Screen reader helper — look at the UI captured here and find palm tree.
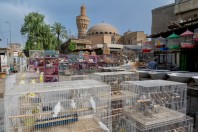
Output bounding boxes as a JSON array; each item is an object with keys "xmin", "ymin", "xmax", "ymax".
[{"xmin": 51, "ymin": 22, "xmax": 67, "ymax": 49}]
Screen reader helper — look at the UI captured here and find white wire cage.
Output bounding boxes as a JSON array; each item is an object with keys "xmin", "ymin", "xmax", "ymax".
[
  {"xmin": 90, "ymin": 71, "xmax": 139, "ymax": 91},
  {"xmin": 4, "ymin": 80, "xmax": 112, "ymax": 132},
  {"xmin": 110, "ymin": 80, "xmax": 193, "ymax": 132},
  {"xmin": 29, "ymin": 50, "xmax": 45, "ymax": 58},
  {"xmin": 116, "ymin": 115, "xmax": 193, "ymax": 132},
  {"xmin": 121, "ymin": 80, "xmax": 187, "ymax": 113},
  {"xmin": 5, "ymin": 73, "xmax": 42, "ymax": 93},
  {"xmin": 70, "ymin": 75, "xmax": 89, "ymax": 81}
]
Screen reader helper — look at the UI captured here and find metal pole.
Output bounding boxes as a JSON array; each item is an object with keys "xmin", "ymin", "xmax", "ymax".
[{"xmin": 6, "ymin": 21, "xmax": 11, "ymax": 46}]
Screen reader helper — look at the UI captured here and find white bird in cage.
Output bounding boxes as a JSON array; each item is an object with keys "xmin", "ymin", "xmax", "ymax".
[
  {"xmin": 140, "ymin": 95, "xmax": 147, "ymax": 100},
  {"xmin": 148, "ymin": 92, "xmax": 151, "ymax": 98},
  {"xmin": 31, "ymin": 79, "xmax": 36, "ymax": 84},
  {"xmin": 70, "ymin": 99, "xmax": 76, "ymax": 109},
  {"xmin": 98, "ymin": 121, "xmax": 109, "ymax": 132},
  {"xmin": 53, "ymin": 102, "xmax": 61, "ymax": 117},
  {"xmin": 109, "ymin": 78, "xmax": 119, "ymax": 85},
  {"xmin": 89, "ymin": 96, "xmax": 96, "ymax": 113}
]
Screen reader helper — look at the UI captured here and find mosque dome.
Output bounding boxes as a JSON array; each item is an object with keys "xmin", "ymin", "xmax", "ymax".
[{"xmin": 87, "ymin": 23, "xmax": 118, "ymax": 36}]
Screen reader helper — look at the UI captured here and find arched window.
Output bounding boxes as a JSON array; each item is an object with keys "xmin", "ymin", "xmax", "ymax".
[
  {"xmin": 92, "ymin": 33, "xmax": 94, "ymax": 35},
  {"xmin": 100, "ymin": 32, "xmax": 103, "ymax": 34},
  {"xmin": 96, "ymin": 32, "xmax": 98, "ymax": 34},
  {"xmin": 109, "ymin": 32, "xmax": 112, "ymax": 34},
  {"xmin": 105, "ymin": 32, "xmax": 108, "ymax": 34}
]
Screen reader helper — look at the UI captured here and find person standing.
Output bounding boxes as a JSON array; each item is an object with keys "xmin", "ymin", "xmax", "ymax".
[{"xmin": 148, "ymin": 58, "xmax": 158, "ymax": 69}]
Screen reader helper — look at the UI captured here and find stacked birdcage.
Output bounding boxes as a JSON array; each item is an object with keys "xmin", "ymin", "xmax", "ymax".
[
  {"xmin": 90, "ymin": 71, "xmax": 139, "ymax": 131},
  {"xmin": 4, "ymin": 74, "xmax": 16, "ymax": 93},
  {"xmin": 15, "ymin": 72, "xmax": 41, "ymax": 84},
  {"xmin": 116, "ymin": 80, "xmax": 193, "ymax": 132},
  {"xmin": 70, "ymin": 75, "xmax": 89, "ymax": 81},
  {"xmin": 91, "ymin": 71, "xmax": 139, "ymax": 91},
  {"xmin": 117, "ymin": 115, "xmax": 193, "ymax": 132},
  {"xmin": 29, "ymin": 50, "xmax": 45, "ymax": 73},
  {"xmin": 4, "ymin": 80, "xmax": 112, "ymax": 132}
]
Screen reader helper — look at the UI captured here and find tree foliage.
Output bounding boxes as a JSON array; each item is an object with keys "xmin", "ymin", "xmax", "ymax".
[
  {"xmin": 51, "ymin": 22, "xmax": 68, "ymax": 49},
  {"xmin": 68, "ymin": 42, "xmax": 76, "ymax": 51},
  {"xmin": 21, "ymin": 12, "xmax": 58, "ymax": 51}
]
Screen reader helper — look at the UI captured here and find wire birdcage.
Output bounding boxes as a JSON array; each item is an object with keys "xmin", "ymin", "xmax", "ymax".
[
  {"xmin": 4, "ymin": 80, "xmax": 112, "ymax": 132},
  {"xmin": 167, "ymin": 33, "xmax": 180, "ymax": 50},
  {"xmin": 117, "ymin": 80, "xmax": 193, "ymax": 132},
  {"xmin": 180, "ymin": 30, "xmax": 195, "ymax": 48}
]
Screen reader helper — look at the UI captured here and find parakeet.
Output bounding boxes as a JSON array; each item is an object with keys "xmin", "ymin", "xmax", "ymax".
[
  {"xmin": 53, "ymin": 102, "xmax": 61, "ymax": 117},
  {"xmin": 98, "ymin": 121, "xmax": 109, "ymax": 132},
  {"xmin": 70, "ymin": 99, "xmax": 76, "ymax": 109},
  {"xmin": 40, "ymin": 72, "xmax": 44, "ymax": 83},
  {"xmin": 89, "ymin": 96, "xmax": 96, "ymax": 113}
]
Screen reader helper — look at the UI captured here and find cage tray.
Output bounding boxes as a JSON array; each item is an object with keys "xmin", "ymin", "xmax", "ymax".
[{"xmin": 124, "ymin": 106, "xmax": 185, "ymax": 126}]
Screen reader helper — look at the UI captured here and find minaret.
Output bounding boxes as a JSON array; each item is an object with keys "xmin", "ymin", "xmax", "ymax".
[{"xmin": 76, "ymin": 4, "xmax": 90, "ymax": 39}]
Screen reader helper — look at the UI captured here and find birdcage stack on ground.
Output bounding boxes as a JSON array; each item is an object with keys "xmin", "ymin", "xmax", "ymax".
[
  {"xmin": 15, "ymin": 72, "xmax": 41, "ymax": 84},
  {"xmin": 90, "ymin": 71, "xmax": 139, "ymax": 91},
  {"xmin": 90, "ymin": 71, "xmax": 139, "ymax": 131},
  {"xmin": 5, "ymin": 74, "xmax": 16, "ymax": 93},
  {"xmin": 116, "ymin": 80, "xmax": 193, "ymax": 132},
  {"xmin": 5, "ymin": 73, "xmax": 41, "ymax": 93},
  {"xmin": 121, "ymin": 80, "xmax": 187, "ymax": 114},
  {"xmin": 70, "ymin": 75, "xmax": 89, "ymax": 81},
  {"xmin": 4, "ymin": 80, "xmax": 112, "ymax": 132},
  {"xmin": 29, "ymin": 50, "xmax": 45, "ymax": 73}
]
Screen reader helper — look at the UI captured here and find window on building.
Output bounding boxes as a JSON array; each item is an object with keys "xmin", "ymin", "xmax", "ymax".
[
  {"xmin": 96, "ymin": 32, "xmax": 98, "ymax": 34},
  {"xmin": 100, "ymin": 32, "xmax": 103, "ymax": 34},
  {"xmin": 128, "ymin": 40, "xmax": 130, "ymax": 44}
]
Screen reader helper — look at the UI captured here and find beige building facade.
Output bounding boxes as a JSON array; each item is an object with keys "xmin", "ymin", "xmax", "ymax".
[
  {"xmin": 152, "ymin": 0, "xmax": 198, "ymax": 34},
  {"xmin": 123, "ymin": 31, "xmax": 148, "ymax": 45}
]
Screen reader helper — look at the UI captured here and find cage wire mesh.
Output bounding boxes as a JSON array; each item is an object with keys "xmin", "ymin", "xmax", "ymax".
[
  {"xmin": 90, "ymin": 71, "xmax": 139, "ymax": 91},
  {"xmin": 117, "ymin": 115, "xmax": 193, "ymax": 132},
  {"xmin": 4, "ymin": 80, "xmax": 112, "ymax": 132},
  {"xmin": 70, "ymin": 75, "xmax": 89, "ymax": 81},
  {"xmin": 116, "ymin": 80, "xmax": 192, "ymax": 132},
  {"xmin": 5, "ymin": 72, "xmax": 42, "ymax": 93},
  {"xmin": 90, "ymin": 71, "xmax": 139, "ymax": 131},
  {"xmin": 121, "ymin": 80, "xmax": 187, "ymax": 114}
]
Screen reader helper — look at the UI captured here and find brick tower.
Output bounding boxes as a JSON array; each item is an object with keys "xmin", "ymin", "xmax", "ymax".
[{"xmin": 76, "ymin": 4, "xmax": 90, "ymax": 39}]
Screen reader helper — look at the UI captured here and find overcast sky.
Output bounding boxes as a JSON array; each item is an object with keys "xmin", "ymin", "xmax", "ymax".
[{"xmin": 0, "ymin": 0, "xmax": 175, "ymax": 48}]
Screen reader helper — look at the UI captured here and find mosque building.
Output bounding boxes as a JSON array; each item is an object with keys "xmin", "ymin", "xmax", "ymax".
[{"xmin": 61, "ymin": 4, "xmax": 148, "ymax": 54}]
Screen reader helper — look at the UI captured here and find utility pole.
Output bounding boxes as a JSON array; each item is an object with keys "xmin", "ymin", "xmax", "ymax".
[{"xmin": 6, "ymin": 21, "xmax": 11, "ymax": 47}]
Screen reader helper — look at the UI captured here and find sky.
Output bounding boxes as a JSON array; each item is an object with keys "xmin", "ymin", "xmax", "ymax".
[{"xmin": 0, "ymin": 0, "xmax": 175, "ymax": 48}]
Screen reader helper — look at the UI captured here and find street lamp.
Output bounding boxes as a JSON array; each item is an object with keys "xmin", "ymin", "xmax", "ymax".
[{"xmin": 6, "ymin": 21, "xmax": 11, "ymax": 46}]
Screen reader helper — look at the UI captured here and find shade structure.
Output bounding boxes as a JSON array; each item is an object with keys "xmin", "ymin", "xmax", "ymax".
[
  {"xmin": 167, "ymin": 33, "xmax": 180, "ymax": 50},
  {"xmin": 180, "ymin": 30, "xmax": 195, "ymax": 48},
  {"xmin": 155, "ymin": 36, "xmax": 167, "ymax": 48}
]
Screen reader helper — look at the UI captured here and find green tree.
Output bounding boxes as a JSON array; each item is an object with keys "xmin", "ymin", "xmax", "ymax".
[
  {"xmin": 68, "ymin": 42, "xmax": 76, "ymax": 51},
  {"xmin": 51, "ymin": 22, "xmax": 67, "ymax": 49},
  {"xmin": 21, "ymin": 12, "xmax": 57, "ymax": 51}
]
